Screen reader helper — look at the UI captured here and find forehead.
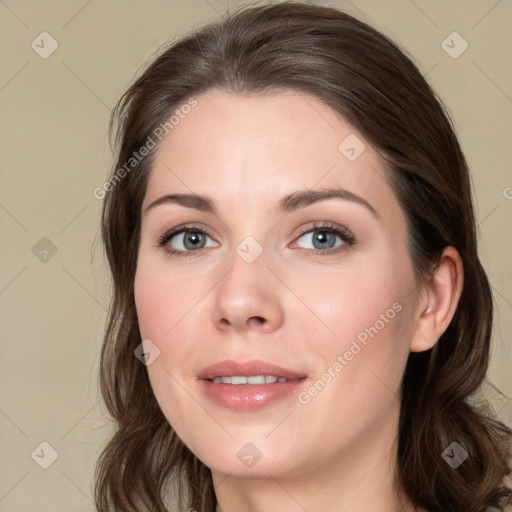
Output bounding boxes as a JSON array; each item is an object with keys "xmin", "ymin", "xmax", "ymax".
[{"xmin": 144, "ymin": 89, "xmax": 401, "ymax": 226}]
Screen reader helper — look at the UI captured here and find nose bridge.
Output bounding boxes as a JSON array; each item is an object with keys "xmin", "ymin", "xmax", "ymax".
[
  {"xmin": 211, "ymin": 236, "xmax": 283, "ymax": 332},
  {"xmin": 218, "ymin": 237, "xmax": 269, "ymax": 306}
]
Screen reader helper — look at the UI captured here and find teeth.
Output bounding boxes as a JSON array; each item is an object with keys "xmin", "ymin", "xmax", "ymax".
[
  {"xmin": 249, "ymin": 375, "xmax": 267, "ymax": 384},
  {"xmin": 212, "ymin": 375, "xmax": 289, "ymax": 385}
]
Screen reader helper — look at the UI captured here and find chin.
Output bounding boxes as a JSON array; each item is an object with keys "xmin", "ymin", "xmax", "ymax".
[{"xmin": 185, "ymin": 434, "xmax": 303, "ymax": 478}]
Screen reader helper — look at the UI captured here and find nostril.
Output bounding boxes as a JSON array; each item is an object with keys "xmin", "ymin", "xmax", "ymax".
[{"xmin": 248, "ymin": 316, "xmax": 265, "ymax": 326}]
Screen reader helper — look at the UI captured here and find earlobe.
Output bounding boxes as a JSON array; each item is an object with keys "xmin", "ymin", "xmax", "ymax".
[{"xmin": 410, "ymin": 246, "xmax": 464, "ymax": 353}]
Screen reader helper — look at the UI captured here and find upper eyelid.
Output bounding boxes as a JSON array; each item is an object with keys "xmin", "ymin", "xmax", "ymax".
[
  {"xmin": 161, "ymin": 222, "xmax": 213, "ymax": 237},
  {"xmin": 161, "ymin": 222, "xmax": 347, "ymax": 236},
  {"xmin": 293, "ymin": 224, "xmax": 354, "ymax": 246},
  {"xmin": 158, "ymin": 223, "xmax": 215, "ymax": 243}
]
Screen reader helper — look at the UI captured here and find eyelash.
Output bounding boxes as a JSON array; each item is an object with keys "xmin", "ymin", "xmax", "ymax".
[
  {"xmin": 292, "ymin": 222, "xmax": 356, "ymax": 255},
  {"xmin": 157, "ymin": 222, "xmax": 356, "ymax": 257},
  {"xmin": 157, "ymin": 223, "xmax": 212, "ymax": 258}
]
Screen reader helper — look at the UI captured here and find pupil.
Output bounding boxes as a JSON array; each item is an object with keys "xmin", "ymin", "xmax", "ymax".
[
  {"xmin": 184, "ymin": 232, "xmax": 204, "ymax": 250},
  {"xmin": 314, "ymin": 230, "xmax": 335, "ymax": 249}
]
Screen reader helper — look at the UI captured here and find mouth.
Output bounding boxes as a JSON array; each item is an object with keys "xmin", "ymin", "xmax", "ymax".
[{"xmin": 198, "ymin": 360, "xmax": 308, "ymax": 411}]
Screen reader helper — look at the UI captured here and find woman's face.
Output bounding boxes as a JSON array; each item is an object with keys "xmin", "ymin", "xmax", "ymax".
[{"xmin": 134, "ymin": 89, "xmax": 423, "ymax": 478}]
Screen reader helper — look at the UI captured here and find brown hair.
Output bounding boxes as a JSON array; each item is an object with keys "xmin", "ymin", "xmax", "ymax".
[{"xmin": 95, "ymin": 2, "xmax": 512, "ymax": 511}]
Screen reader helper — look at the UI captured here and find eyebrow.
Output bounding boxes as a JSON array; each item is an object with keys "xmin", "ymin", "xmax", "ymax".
[
  {"xmin": 278, "ymin": 187, "xmax": 380, "ymax": 219},
  {"xmin": 143, "ymin": 187, "xmax": 380, "ymax": 220}
]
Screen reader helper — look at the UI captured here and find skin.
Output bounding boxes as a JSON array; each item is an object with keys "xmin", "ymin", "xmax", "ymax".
[{"xmin": 134, "ymin": 89, "xmax": 463, "ymax": 512}]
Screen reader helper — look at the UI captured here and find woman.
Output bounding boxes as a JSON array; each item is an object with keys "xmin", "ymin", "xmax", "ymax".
[{"xmin": 94, "ymin": 2, "xmax": 511, "ymax": 511}]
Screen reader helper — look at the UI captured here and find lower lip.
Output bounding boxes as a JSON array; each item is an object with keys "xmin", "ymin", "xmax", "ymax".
[{"xmin": 200, "ymin": 379, "xmax": 306, "ymax": 411}]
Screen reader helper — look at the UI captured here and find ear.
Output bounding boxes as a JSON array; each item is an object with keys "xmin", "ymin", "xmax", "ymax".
[{"xmin": 410, "ymin": 246, "xmax": 464, "ymax": 353}]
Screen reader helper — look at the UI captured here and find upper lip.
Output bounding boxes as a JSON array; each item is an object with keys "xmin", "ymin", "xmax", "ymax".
[{"xmin": 198, "ymin": 360, "xmax": 307, "ymax": 380}]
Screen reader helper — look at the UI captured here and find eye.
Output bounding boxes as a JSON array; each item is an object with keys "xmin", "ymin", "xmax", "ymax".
[
  {"xmin": 158, "ymin": 225, "xmax": 218, "ymax": 255},
  {"xmin": 171, "ymin": 231, "xmax": 216, "ymax": 251},
  {"xmin": 293, "ymin": 223, "xmax": 355, "ymax": 253}
]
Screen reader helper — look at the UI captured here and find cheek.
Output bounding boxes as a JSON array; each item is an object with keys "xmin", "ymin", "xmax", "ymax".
[
  {"xmin": 134, "ymin": 277, "xmax": 171, "ymax": 341},
  {"xmin": 134, "ymin": 263, "xmax": 205, "ymax": 449},
  {"xmin": 134, "ymin": 257, "xmax": 207, "ymax": 340},
  {"xmin": 134, "ymin": 263, "xmax": 187, "ymax": 391},
  {"xmin": 289, "ymin": 265, "xmax": 415, "ymax": 454},
  {"xmin": 297, "ymin": 249, "xmax": 416, "ymax": 396},
  {"xmin": 297, "ymin": 254, "xmax": 414, "ymax": 349}
]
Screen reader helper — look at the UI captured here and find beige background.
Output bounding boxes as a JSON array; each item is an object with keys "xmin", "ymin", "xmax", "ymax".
[{"xmin": 0, "ymin": 0, "xmax": 511, "ymax": 510}]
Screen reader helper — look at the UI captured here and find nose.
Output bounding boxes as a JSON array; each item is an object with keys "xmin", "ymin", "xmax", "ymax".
[{"xmin": 211, "ymin": 249, "xmax": 285, "ymax": 335}]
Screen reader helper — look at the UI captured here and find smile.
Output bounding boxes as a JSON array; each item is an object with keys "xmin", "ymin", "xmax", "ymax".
[{"xmin": 198, "ymin": 360, "xmax": 308, "ymax": 411}]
